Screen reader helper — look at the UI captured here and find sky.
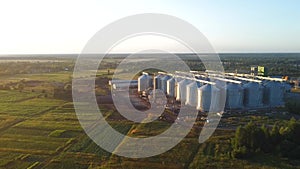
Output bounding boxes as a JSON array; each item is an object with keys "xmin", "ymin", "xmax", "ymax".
[{"xmin": 0, "ymin": 0, "xmax": 299, "ymax": 54}]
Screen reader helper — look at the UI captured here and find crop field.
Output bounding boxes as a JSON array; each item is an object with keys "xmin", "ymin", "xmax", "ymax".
[
  {"xmin": 0, "ymin": 97, "xmax": 64, "ymax": 117},
  {"xmin": 0, "ymin": 85, "xmax": 130, "ymax": 168},
  {"xmin": 0, "ymin": 94, "xmax": 67, "ymax": 168}
]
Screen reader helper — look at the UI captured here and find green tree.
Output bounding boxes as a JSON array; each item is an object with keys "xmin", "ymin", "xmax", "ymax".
[
  {"xmin": 261, "ymin": 124, "xmax": 272, "ymax": 153},
  {"xmin": 244, "ymin": 121, "xmax": 265, "ymax": 151},
  {"xmin": 270, "ymin": 122, "xmax": 281, "ymax": 146},
  {"xmin": 285, "ymin": 100, "xmax": 300, "ymax": 115},
  {"xmin": 286, "ymin": 118, "xmax": 300, "ymax": 145}
]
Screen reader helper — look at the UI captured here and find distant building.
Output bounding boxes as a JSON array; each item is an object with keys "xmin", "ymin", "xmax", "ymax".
[
  {"xmin": 257, "ymin": 66, "xmax": 268, "ymax": 76},
  {"xmin": 250, "ymin": 66, "xmax": 258, "ymax": 76},
  {"xmin": 108, "ymin": 80, "xmax": 138, "ymax": 90},
  {"xmin": 251, "ymin": 66, "xmax": 268, "ymax": 76},
  {"xmin": 293, "ymin": 80, "xmax": 299, "ymax": 89}
]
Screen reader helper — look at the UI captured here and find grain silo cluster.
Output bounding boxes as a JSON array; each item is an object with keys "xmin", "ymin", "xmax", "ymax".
[{"xmin": 136, "ymin": 70, "xmax": 292, "ymax": 112}]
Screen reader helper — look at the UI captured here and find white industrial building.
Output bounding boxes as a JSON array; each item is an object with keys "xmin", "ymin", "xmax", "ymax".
[{"xmin": 133, "ymin": 70, "xmax": 292, "ymax": 111}]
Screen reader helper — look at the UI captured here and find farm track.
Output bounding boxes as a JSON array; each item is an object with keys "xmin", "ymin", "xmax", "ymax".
[
  {"xmin": 37, "ymin": 110, "xmax": 119, "ymax": 168},
  {"xmin": 0, "ymin": 119, "xmax": 25, "ymax": 135},
  {"xmin": 14, "ymin": 94, "xmax": 42, "ymax": 103},
  {"xmin": 36, "ymin": 132, "xmax": 86, "ymax": 169},
  {"xmin": 31, "ymin": 106, "xmax": 60, "ymax": 118}
]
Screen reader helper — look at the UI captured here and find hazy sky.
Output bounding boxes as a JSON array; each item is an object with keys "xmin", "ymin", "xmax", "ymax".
[{"xmin": 0, "ymin": 0, "xmax": 299, "ymax": 54}]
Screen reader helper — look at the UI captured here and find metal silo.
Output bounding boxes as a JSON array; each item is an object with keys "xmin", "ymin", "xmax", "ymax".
[
  {"xmin": 138, "ymin": 74, "xmax": 150, "ymax": 92},
  {"xmin": 161, "ymin": 75, "xmax": 171, "ymax": 93},
  {"xmin": 167, "ymin": 77, "xmax": 176, "ymax": 97},
  {"xmin": 154, "ymin": 74, "xmax": 163, "ymax": 89},
  {"xmin": 282, "ymin": 82, "xmax": 292, "ymax": 93},
  {"xmin": 174, "ymin": 77, "xmax": 184, "ymax": 98},
  {"xmin": 243, "ymin": 82, "xmax": 264, "ymax": 108},
  {"xmin": 174, "ymin": 76, "xmax": 184, "ymax": 83},
  {"xmin": 197, "ymin": 84, "xmax": 220, "ymax": 112},
  {"xmin": 185, "ymin": 81, "xmax": 201, "ymax": 106},
  {"xmin": 226, "ymin": 83, "xmax": 244, "ymax": 109},
  {"xmin": 215, "ymin": 80, "xmax": 227, "ymax": 112},
  {"xmin": 176, "ymin": 79, "xmax": 191, "ymax": 102},
  {"xmin": 264, "ymin": 81, "xmax": 284, "ymax": 107},
  {"xmin": 148, "ymin": 76, "xmax": 153, "ymax": 88}
]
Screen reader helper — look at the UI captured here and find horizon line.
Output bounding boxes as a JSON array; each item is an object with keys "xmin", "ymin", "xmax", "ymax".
[{"xmin": 0, "ymin": 52, "xmax": 300, "ymax": 56}]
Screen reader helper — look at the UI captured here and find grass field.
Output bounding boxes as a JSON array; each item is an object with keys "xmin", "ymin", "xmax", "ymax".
[
  {"xmin": 0, "ymin": 71, "xmax": 72, "ymax": 84},
  {"xmin": 0, "ymin": 97, "xmax": 64, "ymax": 117}
]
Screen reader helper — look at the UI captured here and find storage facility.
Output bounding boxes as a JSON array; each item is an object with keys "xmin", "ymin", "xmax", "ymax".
[
  {"xmin": 109, "ymin": 80, "xmax": 138, "ymax": 90},
  {"xmin": 133, "ymin": 70, "xmax": 292, "ymax": 112}
]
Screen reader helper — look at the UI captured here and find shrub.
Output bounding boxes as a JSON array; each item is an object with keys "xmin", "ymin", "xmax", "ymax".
[
  {"xmin": 285, "ymin": 99, "xmax": 300, "ymax": 114},
  {"xmin": 231, "ymin": 146, "xmax": 250, "ymax": 159}
]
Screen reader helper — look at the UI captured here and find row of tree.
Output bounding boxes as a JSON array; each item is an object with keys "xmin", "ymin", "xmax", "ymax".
[
  {"xmin": 0, "ymin": 61, "xmax": 73, "ymax": 75},
  {"xmin": 232, "ymin": 118, "xmax": 300, "ymax": 159},
  {"xmin": 285, "ymin": 99, "xmax": 300, "ymax": 115},
  {"xmin": 220, "ymin": 53, "xmax": 300, "ymax": 76}
]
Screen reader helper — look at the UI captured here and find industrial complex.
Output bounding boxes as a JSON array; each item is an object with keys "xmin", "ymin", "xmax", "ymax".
[{"xmin": 128, "ymin": 70, "xmax": 292, "ymax": 113}]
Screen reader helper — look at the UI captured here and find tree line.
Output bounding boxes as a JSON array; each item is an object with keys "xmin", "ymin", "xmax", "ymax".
[{"xmin": 231, "ymin": 118, "xmax": 300, "ymax": 160}]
